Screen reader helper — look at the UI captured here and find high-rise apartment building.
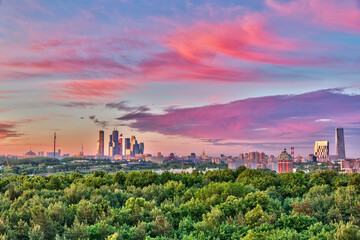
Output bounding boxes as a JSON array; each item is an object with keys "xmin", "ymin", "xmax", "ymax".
[
  {"xmin": 278, "ymin": 148, "xmax": 293, "ymax": 173},
  {"xmin": 97, "ymin": 130, "xmax": 104, "ymax": 156},
  {"xmin": 314, "ymin": 141, "xmax": 329, "ymax": 159},
  {"xmin": 335, "ymin": 128, "xmax": 345, "ymax": 159}
]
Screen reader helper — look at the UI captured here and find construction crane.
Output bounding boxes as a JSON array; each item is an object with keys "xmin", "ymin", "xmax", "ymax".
[{"xmin": 5, "ymin": 157, "xmax": 13, "ymax": 167}]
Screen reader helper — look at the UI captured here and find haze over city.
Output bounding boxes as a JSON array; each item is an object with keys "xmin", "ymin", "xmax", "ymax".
[{"xmin": 1, "ymin": 0, "xmax": 360, "ymax": 157}]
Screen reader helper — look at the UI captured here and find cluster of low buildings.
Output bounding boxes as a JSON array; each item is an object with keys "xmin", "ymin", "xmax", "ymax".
[{"xmin": 227, "ymin": 149, "xmax": 291, "ymax": 173}]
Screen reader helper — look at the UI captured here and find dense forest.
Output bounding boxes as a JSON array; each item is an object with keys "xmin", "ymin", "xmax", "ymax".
[{"xmin": 0, "ymin": 167, "xmax": 359, "ymax": 239}]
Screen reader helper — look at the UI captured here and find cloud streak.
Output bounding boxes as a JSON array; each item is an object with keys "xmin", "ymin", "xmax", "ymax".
[
  {"xmin": 106, "ymin": 101, "xmax": 150, "ymax": 112},
  {"xmin": 48, "ymin": 79, "xmax": 131, "ymax": 101},
  {"xmin": 266, "ymin": 0, "xmax": 360, "ymax": 33},
  {"xmin": 89, "ymin": 115, "xmax": 108, "ymax": 128},
  {"xmin": 0, "ymin": 122, "xmax": 22, "ymax": 139}
]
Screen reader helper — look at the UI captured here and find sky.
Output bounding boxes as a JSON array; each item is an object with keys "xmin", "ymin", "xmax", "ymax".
[{"xmin": 0, "ymin": 0, "xmax": 360, "ymax": 157}]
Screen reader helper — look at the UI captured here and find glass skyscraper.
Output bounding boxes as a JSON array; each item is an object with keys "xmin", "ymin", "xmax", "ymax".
[{"xmin": 335, "ymin": 128, "xmax": 345, "ymax": 159}]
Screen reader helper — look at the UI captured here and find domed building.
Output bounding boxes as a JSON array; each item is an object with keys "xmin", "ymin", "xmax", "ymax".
[
  {"xmin": 24, "ymin": 150, "xmax": 37, "ymax": 158},
  {"xmin": 278, "ymin": 148, "xmax": 293, "ymax": 173}
]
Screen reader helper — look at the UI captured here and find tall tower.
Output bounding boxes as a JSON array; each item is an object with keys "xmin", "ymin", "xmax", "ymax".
[
  {"xmin": 139, "ymin": 142, "xmax": 144, "ymax": 154},
  {"xmin": 335, "ymin": 128, "xmax": 345, "ymax": 159},
  {"xmin": 291, "ymin": 147, "xmax": 295, "ymax": 160},
  {"xmin": 118, "ymin": 133, "xmax": 123, "ymax": 156},
  {"xmin": 97, "ymin": 130, "xmax": 104, "ymax": 157},
  {"xmin": 125, "ymin": 138, "xmax": 131, "ymax": 156},
  {"xmin": 54, "ymin": 132, "xmax": 56, "ymax": 157},
  {"xmin": 112, "ymin": 130, "xmax": 119, "ymax": 156},
  {"xmin": 109, "ymin": 134, "xmax": 113, "ymax": 157},
  {"xmin": 130, "ymin": 136, "xmax": 136, "ymax": 156}
]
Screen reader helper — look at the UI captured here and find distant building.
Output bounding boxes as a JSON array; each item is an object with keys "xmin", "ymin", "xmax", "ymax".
[
  {"xmin": 201, "ymin": 150, "xmax": 207, "ymax": 160},
  {"xmin": 24, "ymin": 150, "xmax": 37, "ymax": 158},
  {"xmin": 125, "ymin": 138, "xmax": 131, "ymax": 156},
  {"xmin": 109, "ymin": 134, "xmax": 113, "ymax": 157},
  {"xmin": 228, "ymin": 159, "xmax": 244, "ymax": 170},
  {"xmin": 118, "ymin": 134, "xmax": 123, "ymax": 156},
  {"xmin": 308, "ymin": 154, "xmax": 317, "ymax": 162},
  {"xmin": 145, "ymin": 156, "xmax": 164, "ymax": 164},
  {"xmin": 341, "ymin": 159, "xmax": 360, "ymax": 174},
  {"xmin": 133, "ymin": 141, "xmax": 140, "ymax": 155},
  {"xmin": 257, "ymin": 152, "xmax": 267, "ymax": 169},
  {"xmin": 335, "ymin": 128, "xmax": 345, "ymax": 159},
  {"xmin": 139, "ymin": 142, "xmax": 144, "ymax": 154},
  {"xmin": 47, "ymin": 151, "xmax": 60, "ymax": 157},
  {"xmin": 268, "ymin": 155, "xmax": 278, "ymax": 172},
  {"xmin": 112, "ymin": 130, "xmax": 119, "ymax": 156},
  {"xmin": 130, "ymin": 136, "xmax": 136, "ymax": 156},
  {"xmin": 97, "ymin": 130, "xmax": 104, "ymax": 157},
  {"xmin": 314, "ymin": 141, "xmax": 329, "ymax": 159},
  {"xmin": 278, "ymin": 148, "xmax": 293, "ymax": 173}
]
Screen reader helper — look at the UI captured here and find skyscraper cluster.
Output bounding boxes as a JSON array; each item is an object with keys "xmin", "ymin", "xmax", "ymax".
[{"xmin": 97, "ymin": 130, "xmax": 145, "ymax": 158}]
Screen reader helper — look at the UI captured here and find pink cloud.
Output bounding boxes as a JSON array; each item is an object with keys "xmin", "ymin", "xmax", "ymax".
[
  {"xmin": 161, "ymin": 14, "xmax": 318, "ymax": 66},
  {"xmin": 27, "ymin": 36, "xmax": 145, "ymax": 57},
  {"xmin": 138, "ymin": 51, "xmax": 263, "ymax": 82},
  {"xmin": 3, "ymin": 57, "xmax": 130, "ymax": 75},
  {"xmin": 266, "ymin": 0, "xmax": 360, "ymax": 33},
  {"xmin": 123, "ymin": 89, "xmax": 360, "ymax": 144},
  {"xmin": 49, "ymin": 79, "xmax": 132, "ymax": 101}
]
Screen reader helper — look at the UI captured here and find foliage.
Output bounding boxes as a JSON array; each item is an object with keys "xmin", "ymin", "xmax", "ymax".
[{"xmin": 0, "ymin": 168, "xmax": 357, "ymax": 239}]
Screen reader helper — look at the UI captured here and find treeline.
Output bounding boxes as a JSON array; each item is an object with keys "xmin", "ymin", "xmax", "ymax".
[
  {"xmin": 0, "ymin": 158, "xmax": 60, "ymax": 166},
  {"xmin": 0, "ymin": 167, "xmax": 359, "ymax": 239}
]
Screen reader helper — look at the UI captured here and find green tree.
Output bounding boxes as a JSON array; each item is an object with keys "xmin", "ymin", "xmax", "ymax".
[
  {"xmin": 245, "ymin": 205, "xmax": 270, "ymax": 226},
  {"xmin": 28, "ymin": 224, "xmax": 44, "ymax": 240},
  {"xmin": 64, "ymin": 217, "xmax": 88, "ymax": 240},
  {"xmin": 152, "ymin": 215, "xmax": 172, "ymax": 237},
  {"xmin": 76, "ymin": 200, "xmax": 98, "ymax": 225},
  {"xmin": 334, "ymin": 221, "xmax": 360, "ymax": 240}
]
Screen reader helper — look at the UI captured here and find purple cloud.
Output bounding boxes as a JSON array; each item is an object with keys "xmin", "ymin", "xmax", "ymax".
[{"xmin": 125, "ymin": 89, "xmax": 360, "ymax": 144}]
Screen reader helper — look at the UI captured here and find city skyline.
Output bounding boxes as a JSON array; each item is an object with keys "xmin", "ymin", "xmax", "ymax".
[
  {"xmin": 1, "ymin": 0, "xmax": 360, "ymax": 157},
  {"xmin": 1, "ymin": 127, "xmax": 352, "ymax": 160}
]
